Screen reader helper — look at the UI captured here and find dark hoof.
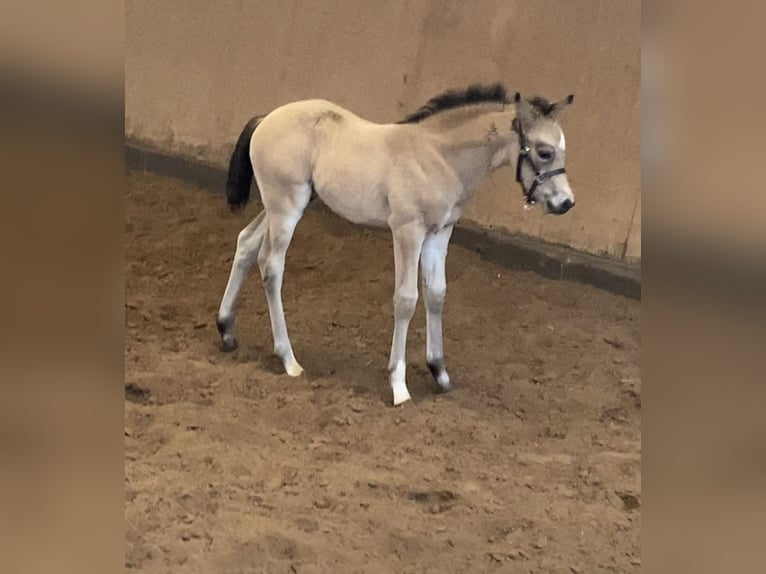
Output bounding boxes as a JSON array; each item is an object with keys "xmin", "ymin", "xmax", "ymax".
[
  {"xmin": 435, "ymin": 380, "xmax": 452, "ymax": 394},
  {"xmin": 427, "ymin": 359, "xmax": 451, "ymax": 392},
  {"xmin": 219, "ymin": 336, "xmax": 238, "ymax": 352},
  {"xmin": 216, "ymin": 317, "xmax": 237, "ymax": 352}
]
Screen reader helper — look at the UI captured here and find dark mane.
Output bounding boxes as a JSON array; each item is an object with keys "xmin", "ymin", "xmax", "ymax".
[
  {"xmin": 398, "ymin": 84, "xmax": 558, "ymax": 124},
  {"xmin": 398, "ymin": 83, "xmax": 509, "ymax": 124}
]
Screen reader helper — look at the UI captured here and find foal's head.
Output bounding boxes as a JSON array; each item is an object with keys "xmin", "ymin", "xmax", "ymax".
[{"xmin": 513, "ymin": 93, "xmax": 575, "ymax": 215}]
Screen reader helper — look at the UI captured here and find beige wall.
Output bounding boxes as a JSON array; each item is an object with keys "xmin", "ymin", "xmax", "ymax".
[{"xmin": 126, "ymin": 0, "xmax": 640, "ymax": 261}]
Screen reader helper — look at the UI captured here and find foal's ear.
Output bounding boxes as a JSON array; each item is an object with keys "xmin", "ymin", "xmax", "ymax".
[
  {"xmin": 548, "ymin": 94, "xmax": 574, "ymax": 120},
  {"xmin": 513, "ymin": 92, "xmax": 538, "ymax": 127}
]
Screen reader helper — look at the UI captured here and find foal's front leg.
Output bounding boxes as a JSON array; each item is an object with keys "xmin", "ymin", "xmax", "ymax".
[
  {"xmin": 420, "ymin": 225, "xmax": 453, "ymax": 391},
  {"xmin": 388, "ymin": 222, "xmax": 426, "ymax": 406}
]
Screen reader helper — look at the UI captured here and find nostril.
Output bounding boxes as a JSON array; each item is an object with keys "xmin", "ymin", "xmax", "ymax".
[{"xmin": 562, "ymin": 199, "xmax": 573, "ymax": 210}]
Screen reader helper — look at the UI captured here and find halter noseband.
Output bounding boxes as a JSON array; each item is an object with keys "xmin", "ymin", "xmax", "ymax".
[{"xmin": 514, "ymin": 121, "xmax": 567, "ymax": 206}]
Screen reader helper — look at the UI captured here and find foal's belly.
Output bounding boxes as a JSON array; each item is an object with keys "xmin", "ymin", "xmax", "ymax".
[{"xmin": 314, "ymin": 183, "xmax": 390, "ymax": 228}]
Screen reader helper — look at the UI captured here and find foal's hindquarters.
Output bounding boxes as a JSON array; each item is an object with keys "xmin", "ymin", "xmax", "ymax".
[
  {"xmin": 216, "ymin": 193, "xmax": 311, "ymax": 379},
  {"xmin": 216, "ymin": 110, "xmax": 316, "ymax": 379}
]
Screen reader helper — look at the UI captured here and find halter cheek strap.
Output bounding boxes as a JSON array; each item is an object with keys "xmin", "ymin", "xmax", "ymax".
[{"xmin": 515, "ymin": 123, "xmax": 566, "ymax": 206}]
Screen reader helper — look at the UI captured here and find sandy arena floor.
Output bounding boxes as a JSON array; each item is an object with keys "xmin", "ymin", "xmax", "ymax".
[{"xmin": 125, "ymin": 170, "xmax": 640, "ymax": 573}]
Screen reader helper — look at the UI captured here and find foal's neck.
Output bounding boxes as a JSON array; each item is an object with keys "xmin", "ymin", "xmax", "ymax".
[{"xmin": 424, "ymin": 105, "xmax": 519, "ymax": 193}]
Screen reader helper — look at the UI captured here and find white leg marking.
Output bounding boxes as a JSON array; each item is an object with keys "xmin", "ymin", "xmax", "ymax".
[
  {"xmin": 391, "ymin": 361, "xmax": 411, "ymax": 406},
  {"xmin": 388, "ymin": 221, "xmax": 426, "ymax": 407}
]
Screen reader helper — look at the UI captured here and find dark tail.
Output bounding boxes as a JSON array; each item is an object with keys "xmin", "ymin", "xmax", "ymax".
[{"xmin": 225, "ymin": 115, "xmax": 264, "ymax": 211}]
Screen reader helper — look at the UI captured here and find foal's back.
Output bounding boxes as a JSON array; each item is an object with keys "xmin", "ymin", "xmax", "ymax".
[{"xmin": 251, "ymin": 99, "xmax": 424, "ymax": 226}]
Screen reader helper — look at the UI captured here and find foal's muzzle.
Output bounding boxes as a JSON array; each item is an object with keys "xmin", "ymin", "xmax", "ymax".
[{"xmin": 547, "ymin": 198, "xmax": 575, "ymax": 215}]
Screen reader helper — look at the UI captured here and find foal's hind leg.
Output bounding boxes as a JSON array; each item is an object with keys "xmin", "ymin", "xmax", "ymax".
[
  {"xmin": 388, "ymin": 221, "xmax": 427, "ymax": 405},
  {"xmin": 216, "ymin": 211, "xmax": 268, "ymax": 351},
  {"xmin": 420, "ymin": 225, "xmax": 453, "ymax": 392},
  {"xmin": 257, "ymin": 185, "xmax": 311, "ymax": 376}
]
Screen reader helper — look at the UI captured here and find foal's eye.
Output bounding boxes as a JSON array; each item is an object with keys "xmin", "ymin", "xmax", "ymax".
[{"xmin": 536, "ymin": 146, "xmax": 555, "ymax": 161}]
